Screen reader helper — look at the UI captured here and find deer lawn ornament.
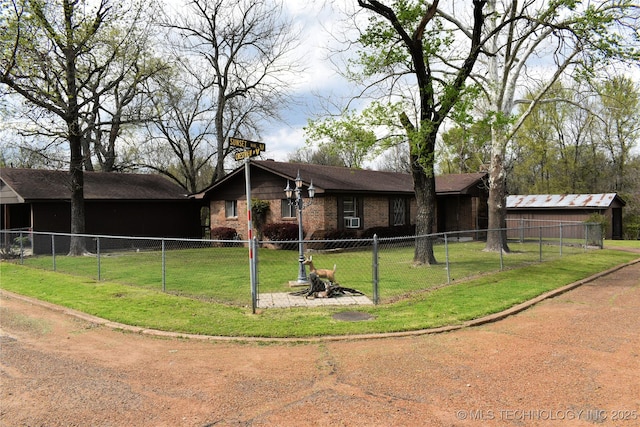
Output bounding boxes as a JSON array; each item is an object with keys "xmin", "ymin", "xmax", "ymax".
[
  {"xmin": 290, "ymin": 271, "xmax": 364, "ymax": 299},
  {"xmin": 302, "ymin": 255, "xmax": 336, "ymax": 282}
]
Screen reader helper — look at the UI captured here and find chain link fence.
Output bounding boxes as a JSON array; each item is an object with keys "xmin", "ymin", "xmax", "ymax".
[{"xmin": 1, "ymin": 222, "xmax": 602, "ymax": 307}]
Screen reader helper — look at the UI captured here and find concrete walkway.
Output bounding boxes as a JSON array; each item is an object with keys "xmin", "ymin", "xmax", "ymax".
[{"xmin": 257, "ymin": 292, "xmax": 373, "ymax": 308}]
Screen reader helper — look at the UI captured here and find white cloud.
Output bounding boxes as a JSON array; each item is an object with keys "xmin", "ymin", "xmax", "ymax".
[
  {"xmin": 261, "ymin": 125, "xmax": 307, "ymax": 161},
  {"xmin": 281, "ymin": 1, "xmax": 342, "ymax": 92},
  {"xmin": 258, "ymin": 1, "xmax": 355, "ymax": 154}
]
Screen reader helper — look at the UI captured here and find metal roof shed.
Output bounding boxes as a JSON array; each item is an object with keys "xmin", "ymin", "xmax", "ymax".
[{"xmin": 506, "ymin": 193, "xmax": 626, "ymax": 240}]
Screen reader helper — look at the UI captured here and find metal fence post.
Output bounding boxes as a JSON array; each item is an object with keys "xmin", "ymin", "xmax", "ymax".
[
  {"xmin": 519, "ymin": 218, "xmax": 524, "ymax": 243},
  {"xmin": 584, "ymin": 224, "xmax": 588, "ymax": 251},
  {"xmin": 52, "ymin": 234, "xmax": 56, "ymax": 271},
  {"xmin": 96, "ymin": 237, "xmax": 101, "ymax": 281},
  {"xmin": 162, "ymin": 239, "xmax": 166, "ymax": 292},
  {"xmin": 251, "ymin": 237, "xmax": 258, "ymax": 313},
  {"xmin": 559, "ymin": 223, "xmax": 563, "ymax": 257},
  {"xmin": 445, "ymin": 233, "xmax": 451, "ymax": 284},
  {"xmin": 372, "ymin": 234, "xmax": 379, "ymax": 305},
  {"xmin": 19, "ymin": 231, "xmax": 24, "ymax": 265},
  {"xmin": 598, "ymin": 223, "xmax": 603, "ymax": 248},
  {"xmin": 499, "ymin": 228, "xmax": 504, "ymax": 270},
  {"xmin": 539, "ymin": 226, "xmax": 543, "ymax": 262}
]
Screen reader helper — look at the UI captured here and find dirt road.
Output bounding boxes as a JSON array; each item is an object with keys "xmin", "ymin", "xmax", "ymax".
[{"xmin": 1, "ymin": 260, "xmax": 639, "ymax": 426}]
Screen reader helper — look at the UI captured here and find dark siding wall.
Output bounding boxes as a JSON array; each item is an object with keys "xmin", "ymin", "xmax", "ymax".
[
  {"xmin": 32, "ymin": 203, "xmax": 71, "ymax": 231},
  {"xmin": 207, "ymin": 168, "xmax": 289, "ymax": 202},
  {"xmin": 436, "ymin": 196, "xmax": 475, "ymax": 233},
  {"xmin": 507, "ymin": 210, "xmax": 597, "ymax": 223},
  {"xmin": 3, "ymin": 203, "xmax": 32, "ymax": 229},
  {"xmin": 24, "ymin": 201, "xmax": 200, "ymax": 237},
  {"xmin": 86, "ymin": 201, "xmax": 202, "ymax": 238},
  {"xmin": 26, "ymin": 200, "xmax": 201, "ymax": 254},
  {"xmin": 506, "ymin": 208, "xmax": 617, "ymax": 239}
]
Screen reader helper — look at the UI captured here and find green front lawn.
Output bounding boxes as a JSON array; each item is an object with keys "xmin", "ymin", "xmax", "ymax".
[
  {"xmin": 17, "ymin": 239, "xmax": 593, "ymax": 305},
  {"xmin": 2, "ymin": 247, "xmax": 637, "ymax": 338}
]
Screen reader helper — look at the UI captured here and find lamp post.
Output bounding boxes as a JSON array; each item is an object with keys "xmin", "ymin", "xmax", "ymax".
[{"xmin": 284, "ymin": 171, "xmax": 315, "ymax": 283}]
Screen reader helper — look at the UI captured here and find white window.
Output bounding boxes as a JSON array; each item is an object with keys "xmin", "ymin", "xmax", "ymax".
[
  {"xmin": 281, "ymin": 199, "xmax": 296, "ymax": 218},
  {"xmin": 225, "ymin": 200, "xmax": 238, "ymax": 218},
  {"xmin": 343, "ymin": 197, "xmax": 358, "ymax": 217},
  {"xmin": 342, "ymin": 196, "xmax": 361, "ymax": 228}
]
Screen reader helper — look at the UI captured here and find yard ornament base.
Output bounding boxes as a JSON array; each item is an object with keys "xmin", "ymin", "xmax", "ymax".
[{"xmin": 289, "ymin": 272, "xmax": 364, "ymax": 299}]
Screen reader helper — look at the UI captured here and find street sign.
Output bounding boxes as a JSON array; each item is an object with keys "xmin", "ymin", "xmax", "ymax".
[
  {"xmin": 229, "ymin": 137, "xmax": 266, "ymax": 152},
  {"xmin": 230, "ymin": 137, "xmax": 266, "ymax": 162},
  {"xmin": 234, "ymin": 148, "xmax": 262, "ymax": 161}
]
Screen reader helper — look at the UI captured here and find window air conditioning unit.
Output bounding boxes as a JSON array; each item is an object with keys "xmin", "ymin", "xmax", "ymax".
[{"xmin": 344, "ymin": 216, "xmax": 361, "ymax": 228}]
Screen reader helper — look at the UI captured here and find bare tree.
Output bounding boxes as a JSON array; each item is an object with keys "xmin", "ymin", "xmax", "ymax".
[
  {"xmin": 287, "ymin": 145, "xmax": 347, "ymax": 167},
  {"xmin": 377, "ymin": 143, "xmax": 411, "ymax": 173},
  {"xmin": 139, "ymin": 67, "xmax": 219, "ymax": 193},
  {"xmin": 163, "ymin": 0, "xmax": 303, "ymax": 183},
  {"xmin": 80, "ymin": 29, "xmax": 167, "ymax": 173}
]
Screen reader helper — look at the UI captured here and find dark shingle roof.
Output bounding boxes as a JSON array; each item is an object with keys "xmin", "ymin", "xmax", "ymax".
[
  {"xmin": 434, "ymin": 172, "xmax": 488, "ymax": 195},
  {"xmin": 253, "ymin": 160, "xmax": 486, "ymax": 194},
  {"xmin": 254, "ymin": 160, "xmax": 414, "ymax": 193},
  {"xmin": 0, "ymin": 168, "xmax": 189, "ymax": 202},
  {"xmin": 196, "ymin": 160, "xmax": 487, "ymax": 197}
]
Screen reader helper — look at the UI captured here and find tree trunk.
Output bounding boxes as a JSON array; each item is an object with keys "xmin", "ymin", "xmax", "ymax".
[
  {"xmin": 401, "ymin": 112, "xmax": 437, "ymax": 265},
  {"xmin": 81, "ymin": 134, "xmax": 94, "ymax": 171},
  {"xmin": 483, "ymin": 0, "xmax": 509, "ymax": 253},
  {"xmin": 64, "ymin": 0, "xmax": 87, "ymax": 256},
  {"xmin": 412, "ymin": 160, "xmax": 437, "ymax": 265},
  {"xmin": 485, "ymin": 135, "xmax": 510, "ymax": 253},
  {"xmin": 213, "ymin": 86, "xmax": 227, "ymax": 182},
  {"xmin": 68, "ymin": 128, "xmax": 87, "ymax": 256},
  {"xmin": 101, "ymin": 118, "xmax": 120, "ymax": 172}
]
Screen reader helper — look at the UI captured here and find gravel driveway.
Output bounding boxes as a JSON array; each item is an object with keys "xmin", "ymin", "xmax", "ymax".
[{"xmin": 1, "ymin": 258, "xmax": 639, "ymax": 426}]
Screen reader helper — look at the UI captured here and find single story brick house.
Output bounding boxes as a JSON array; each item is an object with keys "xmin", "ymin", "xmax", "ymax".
[
  {"xmin": 506, "ymin": 193, "xmax": 626, "ymax": 240},
  {"xmin": 1, "ymin": 168, "xmax": 203, "ymax": 252},
  {"xmin": 193, "ymin": 160, "xmax": 488, "ymax": 240}
]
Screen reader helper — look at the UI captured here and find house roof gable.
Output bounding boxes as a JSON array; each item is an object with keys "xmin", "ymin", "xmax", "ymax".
[
  {"xmin": 195, "ymin": 160, "xmax": 487, "ymax": 198},
  {"xmin": 434, "ymin": 172, "xmax": 488, "ymax": 195},
  {"xmin": 254, "ymin": 160, "xmax": 412, "ymax": 193},
  {"xmin": 0, "ymin": 168, "xmax": 190, "ymax": 202}
]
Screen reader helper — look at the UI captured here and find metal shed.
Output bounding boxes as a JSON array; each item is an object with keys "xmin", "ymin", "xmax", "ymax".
[{"xmin": 506, "ymin": 193, "xmax": 626, "ymax": 240}]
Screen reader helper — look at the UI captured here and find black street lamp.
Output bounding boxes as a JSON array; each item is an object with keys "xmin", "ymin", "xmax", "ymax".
[{"xmin": 284, "ymin": 171, "xmax": 315, "ymax": 283}]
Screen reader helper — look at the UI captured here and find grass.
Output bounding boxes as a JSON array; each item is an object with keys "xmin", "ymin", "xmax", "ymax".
[
  {"xmin": 1, "ymin": 244, "xmax": 638, "ymax": 338},
  {"xmin": 604, "ymin": 239, "xmax": 640, "ymax": 249},
  {"xmin": 16, "ymin": 239, "xmax": 592, "ymax": 305}
]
